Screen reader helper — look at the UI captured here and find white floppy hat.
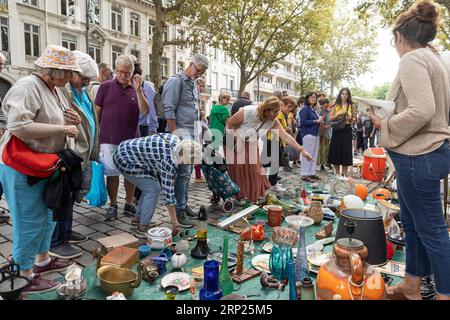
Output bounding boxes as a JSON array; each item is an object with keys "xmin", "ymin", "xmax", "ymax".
[
  {"xmin": 72, "ymin": 50, "xmax": 99, "ymax": 80},
  {"xmin": 34, "ymin": 45, "xmax": 82, "ymax": 73}
]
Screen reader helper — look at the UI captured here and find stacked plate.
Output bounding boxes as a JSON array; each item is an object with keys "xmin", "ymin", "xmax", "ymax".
[{"xmin": 307, "ymin": 251, "xmax": 332, "ymax": 274}]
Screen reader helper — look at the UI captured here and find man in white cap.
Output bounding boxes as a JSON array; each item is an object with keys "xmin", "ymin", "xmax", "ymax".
[{"xmin": 49, "ymin": 51, "xmax": 100, "ymax": 259}]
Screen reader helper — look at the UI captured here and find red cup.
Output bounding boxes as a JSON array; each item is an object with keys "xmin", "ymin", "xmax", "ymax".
[{"xmin": 267, "ymin": 205, "xmax": 282, "ymax": 227}]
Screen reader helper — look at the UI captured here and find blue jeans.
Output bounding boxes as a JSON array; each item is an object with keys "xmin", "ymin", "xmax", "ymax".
[
  {"xmin": 124, "ymin": 175, "xmax": 160, "ymax": 225},
  {"xmin": 175, "ymin": 164, "xmax": 193, "ymax": 213},
  {"xmin": 0, "ymin": 164, "xmax": 56, "ymax": 270},
  {"xmin": 388, "ymin": 141, "xmax": 450, "ymax": 295}
]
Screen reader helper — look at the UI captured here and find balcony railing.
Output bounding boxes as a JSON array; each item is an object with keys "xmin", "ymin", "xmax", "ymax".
[
  {"xmin": 277, "ymin": 69, "xmax": 297, "ymax": 80},
  {"xmin": 257, "ymin": 81, "xmax": 274, "ymax": 91},
  {"xmin": 220, "ymin": 88, "xmax": 239, "ymax": 98},
  {"xmin": 284, "ymin": 54, "xmax": 299, "ymax": 65}
]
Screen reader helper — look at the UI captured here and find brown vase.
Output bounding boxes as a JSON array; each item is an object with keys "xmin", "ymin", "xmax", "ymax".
[{"xmin": 305, "ymin": 201, "xmax": 323, "ymax": 225}]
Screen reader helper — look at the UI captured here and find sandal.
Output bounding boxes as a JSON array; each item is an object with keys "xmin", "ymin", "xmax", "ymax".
[
  {"xmin": 310, "ymin": 175, "xmax": 322, "ymax": 180},
  {"xmin": 302, "ymin": 176, "xmax": 314, "ymax": 182}
]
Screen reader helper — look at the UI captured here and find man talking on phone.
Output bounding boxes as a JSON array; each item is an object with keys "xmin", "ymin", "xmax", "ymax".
[{"xmin": 95, "ymin": 54, "xmax": 149, "ymax": 221}]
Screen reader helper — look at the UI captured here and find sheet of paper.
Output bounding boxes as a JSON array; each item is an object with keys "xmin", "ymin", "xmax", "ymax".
[{"xmin": 354, "ymin": 96, "xmax": 395, "ymax": 120}]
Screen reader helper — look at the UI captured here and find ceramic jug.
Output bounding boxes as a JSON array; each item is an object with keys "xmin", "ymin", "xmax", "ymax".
[{"xmin": 316, "ymin": 221, "xmax": 386, "ymax": 300}]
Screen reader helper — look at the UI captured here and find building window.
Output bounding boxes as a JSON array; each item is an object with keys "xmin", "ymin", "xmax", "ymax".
[
  {"xmin": 130, "ymin": 49, "xmax": 140, "ymax": 63},
  {"xmin": 111, "ymin": 7, "xmax": 122, "ymax": 32},
  {"xmin": 0, "ymin": 17, "xmax": 8, "ymax": 53},
  {"xmin": 163, "ymin": 25, "xmax": 168, "ymax": 43},
  {"xmin": 130, "ymin": 12, "xmax": 139, "ymax": 37},
  {"xmin": 161, "ymin": 57, "xmax": 169, "ymax": 78},
  {"xmin": 61, "ymin": 35, "xmax": 77, "ymax": 51},
  {"xmin": 88, "ymin": 0, "xmax": 100, "ymax": 25},
  {"xmin": 213, "ymin": 48, "xmax": 217, "ymax": 61},
  {"xmin": 112, "ymin": 46, "xmax": 123, "ymax": 69},
  {"xmin": 223, "ymin": 52, "xmax": 227, "ymax": 64},
  {"xmin": 24, "ymin": 23, "xmax": 40, "ymax": 58},
  {"xmin": 230, "ymin": 76, "xmax": 235, "ymax": 91},
  {"xmin": 61, "ymin": 0, "xmax": 75, "ymax": 17},
  {"xmin": 223, "ymin": 74, "xmax": 229, "ymax": 89},
  {"xmin": 148, "ymin": 19, "xmax": 154, "ymax": 40},
  {"xmin": 212, "ymin": 72, "xmax": 218, "ymax": 90},
  {"xmin": 22, "ymin": 0, "xmax": 38, "ymax": 7},
  {"xmin": 88, "ymin": 45, "xmax": 101, "ymax": 64},
  {"xmin": 176, "ymin": 27, "xmax": 185, "ymax": 50}
]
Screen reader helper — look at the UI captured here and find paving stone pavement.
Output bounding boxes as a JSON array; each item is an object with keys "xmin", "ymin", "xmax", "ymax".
[{"xmin": 0, "ymin": 161, "xmax": 369, "ymax": 280}]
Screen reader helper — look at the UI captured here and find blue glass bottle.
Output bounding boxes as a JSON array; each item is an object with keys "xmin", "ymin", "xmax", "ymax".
[
  {"xmin": 200, "ymin": 260, "xmax": 223, "ymax": 300},
  {"xmin": 287, "ymin": 259, "xmax": 297, "ymax": 300}
]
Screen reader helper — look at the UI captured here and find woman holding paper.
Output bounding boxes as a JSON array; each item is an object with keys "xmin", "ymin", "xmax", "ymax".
[
  {"xmin": 327, "ymin": 88, "xmax": 356, "ymax": 176},
  {"xmin": 370, "ymin": 0, "xmax": 450, "ymax": 300}
]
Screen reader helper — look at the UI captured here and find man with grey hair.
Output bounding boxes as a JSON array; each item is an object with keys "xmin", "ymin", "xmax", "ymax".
[
  {"xmin": 163, "ymin": 53, "xmax": 209, "ymax": 226},
  {"xmin": 272, "ymin": 90, "xmax": 283, "ymax": 99},
  {"xmin": 89, "ymin": 62, "xmax": 113, "ymax": 100},
  {"xmin": 95, "ymin": 54, "xmax": 149, "ymax": 222},
  {"xmin": 0, "ymin": 52, "xmax": 8, "ymax": 223},
  {"xmin": 231, "ymin": 91, "xmax": 252, "ymax": 116}
]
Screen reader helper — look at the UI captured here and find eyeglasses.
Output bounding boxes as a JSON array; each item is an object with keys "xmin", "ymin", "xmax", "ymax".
[
  {"xmin": 390, "ymin": 36, "xmax": 396, "ymax": 47},
  {"xmin": 117, "ymin": 70, "xmax": 132, "ymax": 77},
  {"xmin": 192, "ymin": 63, "xmax": 206, "ymax": 75}
]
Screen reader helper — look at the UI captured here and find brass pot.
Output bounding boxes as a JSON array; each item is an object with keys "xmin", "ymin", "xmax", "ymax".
[{"xmin": 94, "ymin": 249, "xmax": 143, "ymax": 298}]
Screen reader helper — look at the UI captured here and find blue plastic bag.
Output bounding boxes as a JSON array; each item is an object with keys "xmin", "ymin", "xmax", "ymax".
[{"xmin": 86, "ymin": 161, "xmax": 107, "ymax": 207}]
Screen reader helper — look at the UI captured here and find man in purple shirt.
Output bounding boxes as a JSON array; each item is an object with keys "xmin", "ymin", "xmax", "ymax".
[{"xmin": 95, "ymin": 54, "xmax": 149, "ymax": 221}]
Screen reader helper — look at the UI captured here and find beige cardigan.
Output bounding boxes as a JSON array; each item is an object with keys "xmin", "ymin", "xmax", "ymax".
[{"xmin": 381, "ymin": 48, "xmax": 450, "ymax": 155}]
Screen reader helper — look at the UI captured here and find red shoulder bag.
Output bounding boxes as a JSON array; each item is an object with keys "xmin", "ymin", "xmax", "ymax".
[{"xmin": 2, "ymin": 135, "xmax": 61, "ymax": 178}]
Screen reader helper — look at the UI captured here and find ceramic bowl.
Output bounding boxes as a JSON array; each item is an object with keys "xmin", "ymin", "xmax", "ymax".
[
  {"xmin": 271, "ymin": 227, "xmax": 298, "ymax": 246},
  {"xmin": 285, "ymin": 215, "xmax": 314, "ymax": 229},
  {"xmin": 147, "ymin": 227, "xmax": 172, "ymax": 250},
  {"xmin": 138, "ymin": 244, "xmax": 151, "ymax": 258}
]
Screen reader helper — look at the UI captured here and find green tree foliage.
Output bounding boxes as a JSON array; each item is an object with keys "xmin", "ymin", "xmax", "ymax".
[
  {"xmin": 356, "ymin": 0, "xmax": 450, "ymax": 49},
  {"xmin": 186, "ymin": 0, "xmax": 335, "ymax": 95},
  {"xmin": 317, "ymin": 11, "xmax": 378, "ymax": 97},
  {"xmin": 372, "ymin": 82, "xmax": 391, "ymax": 99}
]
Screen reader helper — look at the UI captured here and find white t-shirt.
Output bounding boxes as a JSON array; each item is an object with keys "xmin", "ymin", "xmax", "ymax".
[{"xmin": 237, "ymin": 104, "xmax": 275, "ymax": 141}]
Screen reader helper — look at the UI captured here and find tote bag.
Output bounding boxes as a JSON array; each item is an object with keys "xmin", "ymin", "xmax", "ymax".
[{"xmin": 86, "ymin": 161, "xmax": 107, "ymax": 207}]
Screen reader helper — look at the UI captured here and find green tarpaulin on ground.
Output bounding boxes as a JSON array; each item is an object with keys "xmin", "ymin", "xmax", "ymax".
[{"xmin": 30, "ymin": 207, "xmax": 405, "ymax": 300}]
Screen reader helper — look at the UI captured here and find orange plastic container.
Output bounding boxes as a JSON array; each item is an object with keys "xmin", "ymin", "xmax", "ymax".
[{"xmin": 362, "ymin": 148, "xmax": 387, "ymax": 182}]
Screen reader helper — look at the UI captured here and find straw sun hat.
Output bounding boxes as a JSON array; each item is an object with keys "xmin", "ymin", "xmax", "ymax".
[{"xmin": 34, "ymin": 45, "xmax": 82, "ymax": 73}]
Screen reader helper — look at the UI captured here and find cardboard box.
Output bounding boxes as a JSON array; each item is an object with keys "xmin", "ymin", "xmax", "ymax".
[
  {"xmin": 100, "ymin": 247, "xmax": 139, "ymax": 269},
  {"xmin": 97, "ymin": 233, "xmax": 140, "ymax": 252}
]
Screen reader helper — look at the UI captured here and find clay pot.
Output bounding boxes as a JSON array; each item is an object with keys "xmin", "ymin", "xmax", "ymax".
[
  {"xmin": 267, "ymin": 205, "xmax": 282, "ymax": 227},
  {"xmin": 305, "ymin": 201, "xmax": 323, "ymax": 225}
]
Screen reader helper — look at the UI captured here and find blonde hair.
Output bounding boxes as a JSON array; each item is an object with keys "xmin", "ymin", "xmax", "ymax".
[
  {"xmin": 176, "ymin": 139, "xmax": 203, "ymax": 164},
  {"xmin": 218, "ymin": 92, "xmax": 230, "ymax": 102},
  {"xmin": 257, "ymin": 96, "xmax": 281, "ymax": 121}
]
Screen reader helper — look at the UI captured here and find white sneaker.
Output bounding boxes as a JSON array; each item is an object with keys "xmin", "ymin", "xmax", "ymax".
[{"xmin": 269, "ymin": 184, "xmax": 286, "ymax": 192}]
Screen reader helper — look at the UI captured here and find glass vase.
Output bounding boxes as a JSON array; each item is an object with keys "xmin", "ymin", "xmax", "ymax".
[
  {"xmin": 269, "ymin": 244, "xmax": 293, "ymax": 281},
  {"xmin": 287, "ymin": 259, "xmax": 297, "ymax": 300},
  {"xmin": 294, "ymin": 226, "xmax": 309, "ymax": 282},
  {"xmin": 219, "ymin": 236, "xmax": 234, "ymax": 295},
  {"xmin": 200, "ymin": 260, "xmax": 223, "ymax": 300}
]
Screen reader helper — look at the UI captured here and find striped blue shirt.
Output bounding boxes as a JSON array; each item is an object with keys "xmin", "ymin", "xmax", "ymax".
[{"xmin": 113, "ymin": 133, "xmax": 179, "ymax": 205}]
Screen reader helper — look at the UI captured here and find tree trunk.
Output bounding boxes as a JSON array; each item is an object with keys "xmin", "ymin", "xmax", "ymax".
[
  {"xmin": 238, "ymin": 67, "xmax": 248, "ymax": 98},
  {"xmin": 150, "ymin": 4, "xmax": 166, "ymax": 89}
]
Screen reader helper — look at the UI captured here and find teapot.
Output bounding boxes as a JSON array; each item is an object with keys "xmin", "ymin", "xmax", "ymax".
[
  {"xmin": 94, "ymin": 249, "xmax": 143, "ymax": 298},
  {"xmin": 316, "ymin": 221, "xmax": 386, "ymax": 300}
]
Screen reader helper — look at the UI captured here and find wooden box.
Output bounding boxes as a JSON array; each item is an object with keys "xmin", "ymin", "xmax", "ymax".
[
  {"xmin": 97, "ymin": 233, "xmax": 140, "ymax": 252},
  {"xmin": 100, "ymin": 247, "xmax": 139, "ymax": 269}
]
